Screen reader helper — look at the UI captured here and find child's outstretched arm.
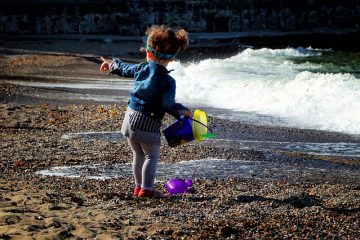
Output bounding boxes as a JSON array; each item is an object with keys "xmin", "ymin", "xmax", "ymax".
[{"xmin": 100, "ymin": 57, "xmax": 141, "ymax": 78}]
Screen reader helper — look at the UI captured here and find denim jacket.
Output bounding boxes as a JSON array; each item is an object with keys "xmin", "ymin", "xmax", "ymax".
[{"xmin": 109, "ymin": 59, "xmax": 189, "ymax": 120}]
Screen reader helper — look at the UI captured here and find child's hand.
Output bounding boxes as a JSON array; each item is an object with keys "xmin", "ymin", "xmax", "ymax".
[
  {"xmin": 183, "ymin": 110, "xmax": 192, "ymax": 118},
  {"xmin": 100, "ymin": 57, "xmax": 111, "ymax": 72}
]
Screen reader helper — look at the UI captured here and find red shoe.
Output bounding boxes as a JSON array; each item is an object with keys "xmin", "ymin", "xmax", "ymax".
[
  {"xmin": 138, "ymin": 188, "xmax": 165, "ymax": 198},
  {"xmin": 133, "ymin": 186, "xmax": 141, "ymax": 196}
]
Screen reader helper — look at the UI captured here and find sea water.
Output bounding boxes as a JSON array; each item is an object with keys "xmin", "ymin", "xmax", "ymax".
[{"xmin": 170, "ymin": 48, "xmax": 360, "ymax": 135}]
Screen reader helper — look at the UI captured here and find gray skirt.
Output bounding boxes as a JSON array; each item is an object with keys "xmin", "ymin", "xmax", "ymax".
[{"xmin": 121, "ymin": 107, "xmax": 162, "ymax": 145}]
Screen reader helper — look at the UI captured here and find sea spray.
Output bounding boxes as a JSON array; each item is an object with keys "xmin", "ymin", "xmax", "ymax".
[{"xmin": 170, "ymin": 48, "xmax": 360, "ymax": 134}]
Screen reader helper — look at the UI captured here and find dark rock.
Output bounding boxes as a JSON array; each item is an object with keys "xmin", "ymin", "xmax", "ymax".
[
  {"xmin": 25, "ymin": 224, "xmax": 46, "ymax": 232},
  {"xmin": 5, "ymin": 215, "xmax": 21, "ymax": 225}
]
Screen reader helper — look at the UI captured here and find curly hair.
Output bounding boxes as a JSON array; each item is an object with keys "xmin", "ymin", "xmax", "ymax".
[{"xmin": 145, "ymin": 25, "xmax": 189, "ymax": 59}]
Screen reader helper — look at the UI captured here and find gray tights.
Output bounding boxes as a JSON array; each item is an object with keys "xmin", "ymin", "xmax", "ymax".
[{"xmin": 127, "ymin": 138, "xmax": 160, "ymax": 190}]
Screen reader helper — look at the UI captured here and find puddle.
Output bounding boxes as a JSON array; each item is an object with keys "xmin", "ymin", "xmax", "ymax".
[
  {"xmin": 62, "ymin": 131, "xmax": 125, "ymax": 142},
  {"xmin": 61, "ymin": 131, "xmax": 360, "ymax": 158},
  {"xmin": 280, "ymin": 142, "xmax": 360, "ymax": 157},
  {"xmin": 6, "ymin": 78, "xmax": 133, "ymax": 90},
  {"xmin": 17, "ymin": 89, "xmax": 129, "ymax": 103},
  {"xmin": 36, "ymin": 158, "xmax": 359, "ymax": 182},
  {"xmin": 202, "ymin": 139, "xmax": 360, "ymax": 158},
  {"xmin": 5, "ymin": 79, "xmax": 132, "ymax": 103}
]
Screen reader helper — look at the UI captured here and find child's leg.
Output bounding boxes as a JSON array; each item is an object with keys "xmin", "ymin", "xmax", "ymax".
[
  {"xmin": 140, "ymin": 143, "xmax": 160, "ymax": 191},
  {"xmin": 128, "ymin": 138, "xmax": 145, "ymax": 187}
]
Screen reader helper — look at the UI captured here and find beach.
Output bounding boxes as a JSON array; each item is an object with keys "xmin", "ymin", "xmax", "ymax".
[{"xmin": 0, "ymin": 39, "xmax": 360, "ymax": 239}]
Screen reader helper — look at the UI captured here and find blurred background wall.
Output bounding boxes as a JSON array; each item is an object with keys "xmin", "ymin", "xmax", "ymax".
[{"xmin": 0, "ymin": 0, "xmax": 359, "ymax": 35}]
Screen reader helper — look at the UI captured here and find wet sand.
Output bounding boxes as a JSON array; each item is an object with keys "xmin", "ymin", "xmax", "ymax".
[{"xmin": 1, "ymin": 40, "xmax": 360, "ymax": 239}]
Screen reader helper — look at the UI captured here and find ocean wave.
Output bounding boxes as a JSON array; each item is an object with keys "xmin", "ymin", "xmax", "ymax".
[{"xmin": 170, "ymin": 48, "xmax": 360, "ymax": 134}]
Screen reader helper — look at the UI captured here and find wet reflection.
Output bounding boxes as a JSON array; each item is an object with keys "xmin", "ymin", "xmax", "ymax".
[{"xmin": 36, "ymin": 158, "xmax": 359, "ymax": 182}]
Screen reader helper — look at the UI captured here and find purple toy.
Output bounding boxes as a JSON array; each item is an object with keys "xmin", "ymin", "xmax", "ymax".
[
  {"xmin": 184, "ymin": 178, "xmax": 193, "ymax": 188},
  {"xmin": 165, "ymin": 178, "xmax": 193, "ymax": 195}
]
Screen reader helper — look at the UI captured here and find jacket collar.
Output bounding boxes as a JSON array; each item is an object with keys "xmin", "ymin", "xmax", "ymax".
[{"xmin": 148, "ymin": 60, "xmax": 173, "ymax": 73}]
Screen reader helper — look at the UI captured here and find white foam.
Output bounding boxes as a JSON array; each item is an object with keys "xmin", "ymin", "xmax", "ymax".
[{"xmin": 170, "ymin": 48, "xmax": 360, "ymax": 134}]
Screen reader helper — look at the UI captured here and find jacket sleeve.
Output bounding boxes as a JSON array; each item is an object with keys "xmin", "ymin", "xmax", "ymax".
[
  {"xmin": 162, "ymin": 78, "xmax": 190, "ymax": 120},
  {"xmin": 109, "ymin": 59, "xmax": 140, "ymax": 77}
]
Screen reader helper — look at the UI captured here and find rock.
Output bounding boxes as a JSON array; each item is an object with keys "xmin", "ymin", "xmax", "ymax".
[
  {"xmin": 25, "ymin": 224, "xmax": 46, "ymax": 232},
  {"xmin": 5, "ymin": 215, "xmax": 21, "ymax": 225},
  {"xmin": 216, "ymin": 225, "xmax": 239, "ymax": 237}
]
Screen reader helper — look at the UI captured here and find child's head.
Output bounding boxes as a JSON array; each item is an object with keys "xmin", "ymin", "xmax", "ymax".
[{"xmin": 145, "ymin": 25, "xmax": 189, "ymax": 63}]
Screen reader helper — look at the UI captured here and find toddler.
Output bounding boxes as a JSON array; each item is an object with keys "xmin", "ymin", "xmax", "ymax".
[{"xmin": 100, "ymin": 25, "xmax": 191, "ymax": 197}]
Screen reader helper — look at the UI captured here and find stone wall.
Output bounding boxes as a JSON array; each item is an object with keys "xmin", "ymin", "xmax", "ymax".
[{"xmin": 0, "ymin": 0, "xmax": 359, "ymax": 35}]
